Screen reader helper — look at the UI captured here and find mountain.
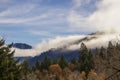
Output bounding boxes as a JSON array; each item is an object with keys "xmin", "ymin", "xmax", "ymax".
[
  {"xmin": 13, "ymin": 43, "xmax": 32, "ymax": 49},
  {"xmin": 15, "ymin": 32, "xmax": 120, "ymax": 66},
  {"xmin": 28, "ymin": 48, "xmax": 79, "ymax": 65},
  {"xmin": 28, "ymin": 32, "xmax": 106, "ymax": 66}
]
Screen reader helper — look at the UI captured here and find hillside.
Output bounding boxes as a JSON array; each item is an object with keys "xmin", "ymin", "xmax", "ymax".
[
  {"xmin": 22, "ymin": 41, "xmax": 120, "ymax": 80},
  {"xmin": 16, "ymin": 32, "xmax": 119, "ymax": 65}
]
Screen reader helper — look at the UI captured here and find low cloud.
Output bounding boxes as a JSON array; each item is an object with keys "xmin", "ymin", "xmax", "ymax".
[
  {"xmin": 13, "ymin": 35, "xmax": 86, "ymax": 57},
  {"xmin": 14, "ymin": 33, "xmax": 120, "ymax": 57},
  {"xmin": 66, "ymin": 33, "xmax": 120, "ymax": 50}
]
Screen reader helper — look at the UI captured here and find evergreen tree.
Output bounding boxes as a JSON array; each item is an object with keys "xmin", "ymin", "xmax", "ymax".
[
  {"xmin": 59, "ymin": 55, "xmax": 68, "ymax": 69},
  {"xmin": 116, "ymin": 42, "xmax": 120, "ymax": 50},
  {"xmin": 70, "ymin": 57, "xmax": 77, "ymax": 64},
  {"xmin": 88, "ymin": 50, "xmax": 94, "ymax": 69},
  {"xmin": 107, "ymin": 41, "xmax": 114, "ymax": 57},
  {"xmin": 99, "ymin": 46, "xmax": 106, "ymax": 58},
  {"xmin": 0, "ymin": 40, "xmax": 21, "ymax": 80},
  {"xmin": 95, "ymin": 48, "xmax": 99, "ymax": 57},
  {"xmin": 31, "ymin": 66, "xmax": 36, "ymax": 72},
  {"xmin": 21, "ymin": 60, "xmax": 31, "ymax": 80},
  {"xmin": 41, "ymin": 56, "xmax": 51, "ymax": 70},
  {"xmin": 79, "ymin": 43, "xmax": 94, "ymax": 77},
  {"xmin": 35, "ymin": 60, "xmax": 41, "ymax": 70},
  {"xmin": 53, "ymin": 58, "xmax": 59, "ymax": 64}
]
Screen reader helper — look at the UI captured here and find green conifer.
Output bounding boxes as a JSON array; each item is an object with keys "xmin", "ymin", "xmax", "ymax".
[
  {"xmin": 79, "ymin": 43, "xmax": 94, "ymax": 77},
  {"xmin": 0, "ymin": 40, "xmax": 21, "ymax": 80},
  {"xmin": 70, "ymin": 57, "xmax": 77, "ymax": 64},
  {"xmin": 107, "ymin": 41, "xmax": 114, "ymax": 57},
  {"xmin": 35, "ymin": 60, "xmax": 41, "ymax": 70},
  {"xmin": 59, "ymin": 55, "xmax": 68, "ymax": 69},
  {"xmin": 99, "ymin": 46, "xmax": 106, "ymax": 58},
  {"xmin": 21, "ymin": 60, "xmax": 31, "ymax": 80},
  {"xmin": 41, "ymin": 56, "xmax": 51, "ymax": 70}
]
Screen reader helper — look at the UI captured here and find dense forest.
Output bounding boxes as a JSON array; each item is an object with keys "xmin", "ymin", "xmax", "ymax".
[{"xmin": 0, "ymin": 39, "xmax": 120, "ymax": 80}]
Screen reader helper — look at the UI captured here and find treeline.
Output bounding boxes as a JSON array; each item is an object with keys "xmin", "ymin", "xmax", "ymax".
[{"xmin": 0, "ymin": 39, "xmax": 120, "ymax": 80}]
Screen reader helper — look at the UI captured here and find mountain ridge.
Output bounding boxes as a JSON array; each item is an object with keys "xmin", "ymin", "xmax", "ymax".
[{"xmin": 14, "ymin": 32, "xmax": 120, "ymax": 65}]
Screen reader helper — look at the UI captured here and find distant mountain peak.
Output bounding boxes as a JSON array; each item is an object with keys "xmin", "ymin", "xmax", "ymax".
[{"xmin": 13, "ymin": 43, "xmax": 32, "ymax": 49}]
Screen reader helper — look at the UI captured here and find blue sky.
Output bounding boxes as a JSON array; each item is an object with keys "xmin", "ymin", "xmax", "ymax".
[{"xmin": 0, "ymin": 0, "xmax": 98, "ymax": 45}]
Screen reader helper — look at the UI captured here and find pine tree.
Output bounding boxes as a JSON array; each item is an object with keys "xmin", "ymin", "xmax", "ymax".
[
  {"xmin": 99, "ymin": 46, "xmax": 106, "ymax": 58},
  {"xmin": 53, "ymin": 58, "xmax": 59, "ymax": 64},
  {"xmin": 70, "ymin": 57, "xmax": 77, "ymax": 64},
  {"xmin": 95, "ymin": 48, "xmax": 99, "ymax": 57},
  {"xmin": 79, "ymin": 43, "xmax": 88, "ymax": 65},
  {"xmin": 21, "ymin": 60, "xmax": 31, "ymax": 80},
  {"xmin": 0, "ymin": 40, "xmax": 21, "ymax": 80},
  {"xmin": 88, "ymin": 50, "xmax": 94, "ymax": 69},
  {"xmin": 107, "ymin": 41, "xmax": 114, "ymax": 57},
  {"xmin": 35, "ymin": 60, "xmax": 41, "ymax": 70},
  {"xmin": 41, "ymin": 56, "xmax": 51, "ymax": 70},
  {"xmin": 79, "ymin": 43, "xmax": 94, "ymax": 77},
  {"xmin": 116, "ymin": 42, "xmax": 120, "ymax": 50},
  {"xmin": 59, "ymin": 55, "xmax": 68, "ymax": 69}
]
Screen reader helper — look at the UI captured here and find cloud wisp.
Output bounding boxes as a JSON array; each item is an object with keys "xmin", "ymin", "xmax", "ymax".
[
  {"xmin": 67, "ymin": 0, "xmax": 120, "ymax": 33},
  {"xmin": 0, "ymin": 2, "xmax": 68, "ymax": 26},
  {"xmin": 1, "ymin": 0, "xmax": 120, "ymax": 33},
  {"xmin": 88, "ymin": 0, "xmax": 120, "ymax": 32}
]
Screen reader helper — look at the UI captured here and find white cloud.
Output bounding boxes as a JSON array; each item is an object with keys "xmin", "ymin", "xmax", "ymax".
[
  {"xmin": 0, "ymin": 14, "xmax": 49, "ymax": 24},
  {"xmin": 73, "ymin": 0, "xmax": 90, "ymax": 9},
  {"xmin": 13, "ymin": 48, "xmax": 37, "ymax": 57},
  {"xmin": 88, "ymin": 0, "xmax": 120, "ymax": 32},
  {"xmin": 29, "ymin": 30, "xmax": 53, "ymax": 37},
  {"xmin": 85, "ymin": 34, "xmax": 119, "ymax": 48},
  {"xmin": 73, "ymin": 0, "xmax": 82, "ymax": 9},
  {"xmin": 62, "ymin": 33, "xmax": 120, "ymax": 51},
  {"xmin": 67, "ymin": 0, "xmax": 95, "ymax": 32},
  {"xmin": 0, "ymin": 4, "xmax": 48, "ymax": 24},
  {"xmin": 0, "ymin": 4, "xmax": 35, "ymax": 17},
  {"xmin": 1, "ymin": 0, "xmax": 119, "ymax": 33},
  {"xmin": 67, "ymin": 0, "xmax": 120, "ymax": 33},
  {"xmin": 13, "ymin": 35, "xmax": 86, "ymax": 57},
  {"xmin": 0, "ymin": 4, "xmax": 67, "ymax": 26},
  {"xmin": 67, "ymin": 11, "xmax": 92, "ymax": 32}
]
